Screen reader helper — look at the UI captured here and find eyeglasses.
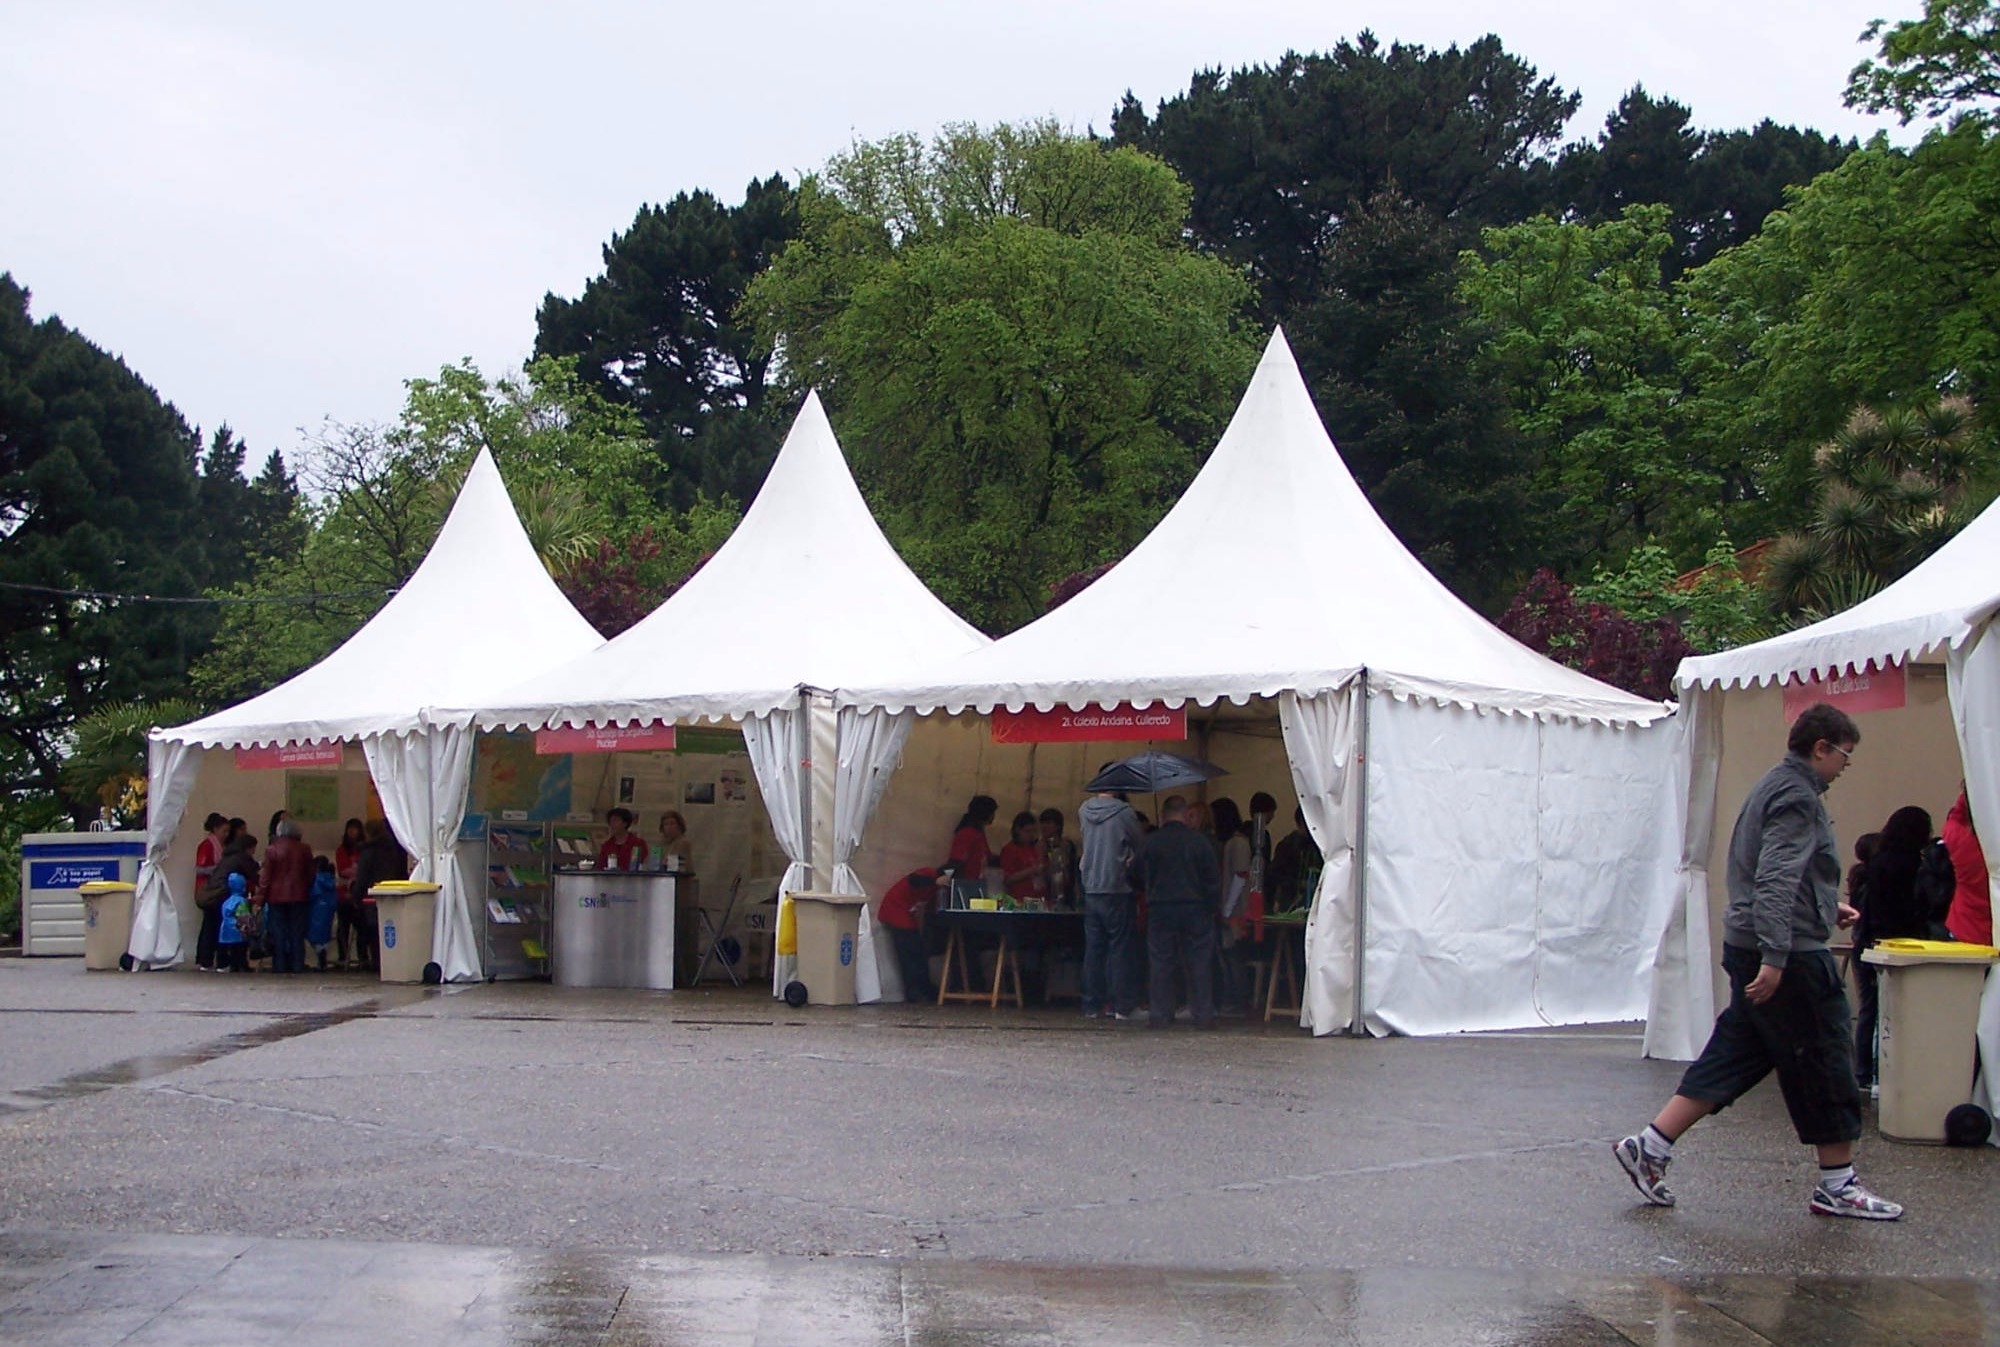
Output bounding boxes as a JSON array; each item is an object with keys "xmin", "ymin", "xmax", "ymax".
[{"xmin": 1825, "ymin": 743, "xmax": 1854, "ymax": 764}]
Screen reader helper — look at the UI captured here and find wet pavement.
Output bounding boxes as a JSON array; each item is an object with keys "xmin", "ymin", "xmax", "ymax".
[
  {"xmin": 1, "ymin": 956, "xmax": 1995, "ymax": 1343},
  {"xmin": 2, "ymin": 1229, "xmax": 1995, "ymax": 1345}
]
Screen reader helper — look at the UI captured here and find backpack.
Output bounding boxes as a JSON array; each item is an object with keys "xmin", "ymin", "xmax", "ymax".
[
  {"xmin": 1916, "ymin": 838, "xmax": 1957, "ymax": 939},
  {"xmin": 196, "ymin": 872, "xmax": 231, "ymax": 911}
]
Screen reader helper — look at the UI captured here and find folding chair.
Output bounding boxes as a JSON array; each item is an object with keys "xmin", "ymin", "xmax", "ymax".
[{"xmin": 693, "ymin": 876, "xmax": 745, "ymax": 987}]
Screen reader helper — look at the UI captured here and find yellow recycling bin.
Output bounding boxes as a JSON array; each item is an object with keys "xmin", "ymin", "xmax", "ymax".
[
  {"xmin": 370, "ymin": 881, "xmax": 442, "ymax": 984},
  {"xmin": 787, "ymin": 892, "xmax": 868, "ymax": 1005},
  {"xmin": 79, "ymin": 881, "xmax": 137, "ymax": 971},
  {"xmin": 1861, "ymin": 938, "xmax": 2000, "ymax": 1143}
]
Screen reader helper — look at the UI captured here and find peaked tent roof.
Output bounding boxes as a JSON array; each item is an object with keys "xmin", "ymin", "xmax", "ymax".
[
  {"xmin": 463, "ymin": 391, "xmax": 989, "ymax": 730},
  {"xmin": 1678, "ymin": 493, "xmax": 2000, "ymax": 691},
  {"xmin": 839, "ymin": 330, "xmax": 1670, "ymax": 725},
  {"xmin": 162, "ymin": 449, "xmax": 604, "ymax": 749}
]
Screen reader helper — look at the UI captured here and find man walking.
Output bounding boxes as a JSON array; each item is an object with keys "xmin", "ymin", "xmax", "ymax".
[
  {"xmin": 1135, "ymin": 795, "xmax": 1222, "ymax": 1029},
  {"xmin": 1616, "ymin": 703, "xmax": 1901, "ymax": 1220},
  {"xmin": 1078, "ymin": 779, "xmax": 1147, "ymax": 1019}
]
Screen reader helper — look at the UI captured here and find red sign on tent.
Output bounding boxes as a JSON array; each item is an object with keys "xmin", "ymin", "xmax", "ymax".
[
  {"xmin": 234, "ymin": 741, "xmax": 344, "ymax": 771},
  {"xmin": 534, "ymin": 722, "xmax": 678, "ymax": 755},
  {"xmin": 991, "ymin": 703, "xmax": 1187, "ymax": 744},
  {"xmin": 1781, "ymin": 661, "xmax": 1907, "ymax": 721}
]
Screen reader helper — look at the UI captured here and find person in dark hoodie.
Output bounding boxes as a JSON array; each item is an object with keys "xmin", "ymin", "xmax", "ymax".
[
  {"xmin": 1851, "ymin": 805, "xmax": 1933, "ymax": 1090},
  {"xmin": 1078, "ymin": 776, "xmax": 1147, "ymax": 1019},
  {"xmin": 1135, "ymin": 795, "xmax": 1223, "ymax": 1028}
]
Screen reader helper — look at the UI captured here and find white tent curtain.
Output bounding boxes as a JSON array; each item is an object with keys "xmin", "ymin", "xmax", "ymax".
[
  {"xmin": 745, "ymin": 704, "xmax": 811, "ymax": 996},
  {"xmin": 1280, "ymin": 684, "xmax": 1363, "ymax": 1035},
  {"xmin": 129, "ymin": 737, "xmax": 200, "ymax": 967},
  {"xmin": 832, "ymin": 706, "xmax": 914, "ymax": 1003},
  {"xmin": 1946, "ymin": 623, "xmax": 2000, "ymax": 1134},
  {"xmin": 1645, "ymin": 693, "xmax": 1720, "ymax": 1060},
  {"xmin": 363, "ymin": 726, "xmax": 479, "ymax": 982}
]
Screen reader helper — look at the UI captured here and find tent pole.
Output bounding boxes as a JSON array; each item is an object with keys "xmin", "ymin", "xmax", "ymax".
[
  {"xmin": 1351, "ymin": 670, "xmax": 1372, "ymax": 1035},
  {"xmin": 795, "ymin": 688, "xmax": 813, "ymax": 891}
]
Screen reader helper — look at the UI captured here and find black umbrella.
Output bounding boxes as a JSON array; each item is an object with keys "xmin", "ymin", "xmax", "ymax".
[{"xmin": 1086, "ymin": 750, "xmax": 1227, "ymax": 794}]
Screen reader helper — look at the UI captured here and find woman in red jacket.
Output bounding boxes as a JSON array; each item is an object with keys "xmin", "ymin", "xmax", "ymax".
[{"xmin": 1944, "ymin": 787, "xmax": 1991, "ymax": 946}]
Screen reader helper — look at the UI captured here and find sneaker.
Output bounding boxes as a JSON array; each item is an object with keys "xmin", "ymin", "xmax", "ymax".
[
  {"xmin": 1810, "ymin": 1178, "xmax": 1902, "ymax": 1221},
  {"xmin": 1614, "ymin": 1135, "xmax": 1675, "ymax": 1207},
  {"xmin": 1111, "ymin": 1011, "xmax": 1135, "ymax": 1021}
]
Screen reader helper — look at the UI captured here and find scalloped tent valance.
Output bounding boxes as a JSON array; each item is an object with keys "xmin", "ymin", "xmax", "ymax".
[{"xmin": 1676, "ymin": 493, "xmax": 2000, "ymax": 693}]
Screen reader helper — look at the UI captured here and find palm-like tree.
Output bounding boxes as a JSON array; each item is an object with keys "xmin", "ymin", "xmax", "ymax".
[
  {"xmin": 60, "ymin": 698, "xmax": 203, "ymax": 825},
  {"xmin": 1766, "ymin": 397, "xmax": 1990, "ymax": 622}
]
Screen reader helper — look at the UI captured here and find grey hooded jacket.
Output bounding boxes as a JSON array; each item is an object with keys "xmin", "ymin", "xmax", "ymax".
[{"xmin": 1078, "ymin": 795, "xmax": 1146, "ymax": 896}]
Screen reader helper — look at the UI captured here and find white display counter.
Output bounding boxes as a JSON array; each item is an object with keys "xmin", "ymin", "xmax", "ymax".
[{"xmin": 550, "ymin": 868, "xmax": 684, "ymax": 989}]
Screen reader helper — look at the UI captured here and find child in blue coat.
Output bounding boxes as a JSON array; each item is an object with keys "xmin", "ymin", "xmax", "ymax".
[
  {"xmin": 217, "ymin": 872, "xmax": 252, "ymax": 973},
  {"xmin": 307, "ymin": 857, "xmax": 340, "ymax": 972}
]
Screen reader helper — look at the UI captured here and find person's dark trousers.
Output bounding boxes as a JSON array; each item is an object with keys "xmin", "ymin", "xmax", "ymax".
[
  {"xmin": 1217, "ymin": 923, "xmax": 1249, "ymax": 1011},
  {"xmin": 1083, "ymin": 892, "xmax": 1137, "ymax": 1014},
  {"xmin": 891, "ymin": 924, "xmax": 935, "ymax": 1003},
  {"xmin": 1148, "ymin": 904, "xmax": 1217, "ymax": 1027},
  {"xmin": 356, "ymin": 905, "xmax": 380, "ymax": 970},
  {"xmin": 1853, "ymin": 958, "xmax": 1881, "ymax": 1087},
  {"xmin": 1676, "ymin": 945, "xmax": 1864, "ymax": 1146},
  {"xmin": 267, "ymin": 903, "xmax": 308, "ymax": 974},
  {"xmin": 195, "ymin": 903, "xmax": 222, "ymax": 969},
  {"xmin": 218, "ymin": 942, "xmax": 249, "ymax": 972},
  {"xmin": 335, "ymin": 901, "xmax": 362, "ymax": 965}
]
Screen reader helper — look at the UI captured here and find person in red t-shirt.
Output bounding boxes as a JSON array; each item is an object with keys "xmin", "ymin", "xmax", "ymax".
[
  {"xmin": 193, "ymin": 812, "xmax": 230, "ymax": 971},
  {"xmin": 596, "ymin": 808, "xmax": 650, "ymax": 871},
  {"xmin": 878, "ymin": 867, "xmax": 941, "ymax": 1002},
  {"xmin": 1943, "ymin": 787, "xmax": 1991, "ymax": 946},
  {"xmin": 999, "ymin": 812, "xmax": 1048, "ymax": 904},
  {"xmin": 948, "ymin": 796, "xmax": 997, "ymax": 888}
]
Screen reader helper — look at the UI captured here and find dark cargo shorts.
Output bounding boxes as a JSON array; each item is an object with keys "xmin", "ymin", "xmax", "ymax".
[{"xmin": 1675, "ymin": 944, "xmax": 1863, "ymax": 1146}]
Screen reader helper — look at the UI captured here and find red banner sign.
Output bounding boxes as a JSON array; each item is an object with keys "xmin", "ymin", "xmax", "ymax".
[
  {"xmin": 991, "ymin": 703, "xmax": 1187, "ymax": 744},
  {"xmin": 535, "ymin": 722, "xmax": 678, "ymax": 755},
  {"xmin": 234, "ymin": 741, "xmax": 344, "ymax": 771},
  {"xmin": 1781, "ymin": 661, "xmax": 1908, "ymax": 721}
]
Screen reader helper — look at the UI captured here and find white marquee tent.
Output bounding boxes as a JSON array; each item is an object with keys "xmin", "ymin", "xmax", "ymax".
[
  {"xmin": 1657, "ymin": 494, "xmax": 2000, "ymax": 1125},
  {"xmin": 840, "ymin": 330, "xmax": 1681, "ymax": 1035},
  {"xmin": 451, "ymin": 392, "xmax": 991, "ymax": 993},
  {"xmin": 135, "ymin": 449, "xmax": 604, "ymax": 978}
]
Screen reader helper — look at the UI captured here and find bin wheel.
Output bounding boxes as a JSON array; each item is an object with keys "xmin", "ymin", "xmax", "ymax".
[
  {"xmin": 1946, "ymin": 1103, "xmax": 1992, "ymax": 1147},
  {"xmin": 422, "ymin": 961, "xmax": 443, "ymax": 986},
  {"xmin": 783, "ymin": 980, "xmax": 808, "ymax": 1008},
  {"xmin": 117, "ymin": 953, "xmax": 135, "ymax": 972}
]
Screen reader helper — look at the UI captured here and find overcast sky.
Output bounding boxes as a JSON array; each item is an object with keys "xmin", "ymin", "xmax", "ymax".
[{"xmin": 1, "ymin": 0, "xmax": 1924, "ymax": 468}]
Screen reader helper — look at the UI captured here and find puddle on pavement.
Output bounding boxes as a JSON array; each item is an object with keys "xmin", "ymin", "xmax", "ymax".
[{"xmin": 0, "ymin": 1000, "xmax": 390, "ymax": 1114}]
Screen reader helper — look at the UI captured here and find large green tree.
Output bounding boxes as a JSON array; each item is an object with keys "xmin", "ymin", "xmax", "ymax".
[
  {"xmin": 1460, "ymin": 205, "xmax": 1739, "ymax": 573},
  {"xmin": 746, "ymin": 121, "xmax": 1259, "ymax": 632},
  {"xmin": 1680, "ymin": 121, "xmax": 2000, "ymax": 525},
  {"xmin": 0, "ymin": 275, "xmax": 219, "ymax": 816},
  {"xmin": 1847, "ymin": 0, "xmax": 2000, "ymax": 125},
  {"xmin": 536, "ymin": 176, "xmax": 798, "ymax": 507},
  {"xmin": 1110, "ymin": 34, "xmax": 1577, "ymax": 319},
  {"xmin": 1292, "ymin": 189, "xmax": 1535, "ymax": 603},
  {"xmin": 1552, "ymin": 87, "xmax": 1854, "ymax": 276}
]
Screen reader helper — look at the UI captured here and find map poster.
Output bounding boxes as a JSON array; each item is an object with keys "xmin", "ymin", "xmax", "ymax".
[{"xmin": 474, "ymin": 732, "xmax": 574, "ymax": 822}]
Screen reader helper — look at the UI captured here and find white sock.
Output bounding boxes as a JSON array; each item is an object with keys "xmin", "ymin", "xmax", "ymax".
[
  {"xmin": 1639, "ymin": 1126, "xmax": 1674, "ymax": 1160},
  {"xmin": 1819, "ymin": 1163, "xmax": 1855, "ymax": 1191}
]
